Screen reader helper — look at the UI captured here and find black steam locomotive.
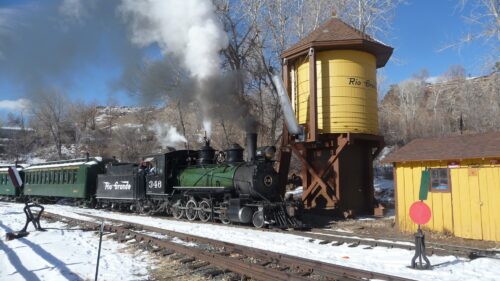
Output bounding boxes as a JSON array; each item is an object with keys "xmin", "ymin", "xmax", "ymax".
[{"xmin": 94, "ymin": 133, "xmax": 301, "ymax": 228}]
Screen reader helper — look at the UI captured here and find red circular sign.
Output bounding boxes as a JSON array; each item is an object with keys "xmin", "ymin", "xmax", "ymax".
[{"xmin": 409, "ymin": 201, "xmax": 432, "ymax": 225}]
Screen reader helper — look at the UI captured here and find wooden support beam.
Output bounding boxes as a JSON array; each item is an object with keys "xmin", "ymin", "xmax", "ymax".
[
  {"xmin": 307, "ymin": 48, "xmax": 317, "ymax": 142},
  {"xmin": 276, "ymin": 59, "xmax": 293, "ymax": 196},
  {"xmin": 307, "ymin": 135, "xmax": 349, "ymax": 193},
  {"xmin": 290, "ymin": 146, "xmax": 329, "ymax": 194},
  {"xmin": 290, "ymin": 145, "xmax": 336, "ymax": 207},
  {"xmin": 277, "ymin": 145, "xmax": 291, "ymax": 196}
]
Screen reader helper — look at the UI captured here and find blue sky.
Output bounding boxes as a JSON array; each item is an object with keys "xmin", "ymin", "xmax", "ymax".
[
  {"xmin": 383, "ymin": 0, "xmax": 496, "ymax": 85},
  {"xmin": 0, "ymin": 0, "xmax": 497, "ymax": 118}
]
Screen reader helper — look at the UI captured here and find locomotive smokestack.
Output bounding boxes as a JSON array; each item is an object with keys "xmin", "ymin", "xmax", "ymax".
[{"xmin": 246, "ymin": 133, "xmax": 257, "ymax": 162}]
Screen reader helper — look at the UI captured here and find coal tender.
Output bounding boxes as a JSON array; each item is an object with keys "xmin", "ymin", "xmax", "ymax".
[
  {"xmin": 95, "ymin": 133, "xmax": 302, "ymax": 228},
  {"xmin": 95, "ymin": 163, "xmax": 146, "ymax": 210}
]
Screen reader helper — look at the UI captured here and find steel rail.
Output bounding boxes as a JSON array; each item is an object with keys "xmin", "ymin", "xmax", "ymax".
[
  {"xmin": 295, "ymin": 228, "xmax": 500, "ymax": 259},
  {"xmin": 45, "ymin": 212, "xmax": 414, "ymax": 281},
  {"xmin": 111, "ymin": 208, "xmax": 497, "ymax": 259}
]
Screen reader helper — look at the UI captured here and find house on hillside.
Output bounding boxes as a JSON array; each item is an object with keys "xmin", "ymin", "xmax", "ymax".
[{"xmin": 383, "ymin": 132, "xmax": 500, "ymax": 242}]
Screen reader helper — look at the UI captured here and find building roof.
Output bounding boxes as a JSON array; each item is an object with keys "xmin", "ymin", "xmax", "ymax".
[
  {"xmin": 282, "ymin": 17, "xmax": 393, "ymax": 68},
  {"xmin": 383, "ymin": 132, "xmax": 500, "ymax": 163}
]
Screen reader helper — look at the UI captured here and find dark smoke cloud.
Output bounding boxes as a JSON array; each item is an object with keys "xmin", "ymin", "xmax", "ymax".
[
  {"xmin": 112, "ymin": 56, "xmax": 189, "ymax": 105},
  {"xmin": 196, "ymin": 72, "xmax": 259, "ymax": 133},
  {"xmin": 114, "ymin": 62, "xmax": 258, "ymax": 132},
  {"xmin": 0, "ymin": 0, "xmax": 143, "ymax": 102}
]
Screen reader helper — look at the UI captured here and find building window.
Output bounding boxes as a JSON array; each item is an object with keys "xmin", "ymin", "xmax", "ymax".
[{"xmin": 430, "ymin": 168, "xmax": 450, "ymax": 192}]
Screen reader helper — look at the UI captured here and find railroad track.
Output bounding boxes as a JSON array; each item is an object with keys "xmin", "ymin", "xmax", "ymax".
[
  {"xmin": 5, "ymin": 199, "xmax": 497, "ymax": 260},
  {"xmin": 126, "ymin": 213, "xmax": 499, "ymax": 259},
  {"xmin": 291, "ymin": 229, "xmax": 500, "ymax": 259},
  {"xmin": 42, "ymin": 211, "xmax": 414, "ymax": 281},
  {"xmin": 91, "ymin": 209, "xmax": 498, "ymax": 259}
]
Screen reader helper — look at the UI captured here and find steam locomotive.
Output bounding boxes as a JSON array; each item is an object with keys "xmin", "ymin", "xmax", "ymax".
[
  {"xmin": 0, "ymin": 133, "xmax": 301, "ymax": 228},
  {"xmin": 96, "ymin": 133, "xmax": 301, "ymax": 228}
]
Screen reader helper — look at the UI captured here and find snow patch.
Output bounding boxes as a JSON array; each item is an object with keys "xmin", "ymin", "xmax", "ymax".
[
  {"xmin": 27, "ymin": 202, "xmax": 500, "ymax": 281},
  {"xmin": 0, "ymin": 202, "xmax": 152, "ymax": 281}
]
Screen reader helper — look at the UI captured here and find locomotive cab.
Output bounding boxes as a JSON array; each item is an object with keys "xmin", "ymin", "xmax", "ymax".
[{"xmin": 143, "ymin": 150, "xmax": 197, "ymax": 196}]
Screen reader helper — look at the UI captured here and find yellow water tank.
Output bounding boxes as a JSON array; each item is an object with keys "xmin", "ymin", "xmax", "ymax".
[{"xmin": 293, "ymin": 50, "xmax": 379, "ymax": 135}]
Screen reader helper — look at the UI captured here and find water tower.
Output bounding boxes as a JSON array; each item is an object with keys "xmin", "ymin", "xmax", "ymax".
[{"xmin": 277, "ymin": 16, "xmax": 393, "ymax": 216}]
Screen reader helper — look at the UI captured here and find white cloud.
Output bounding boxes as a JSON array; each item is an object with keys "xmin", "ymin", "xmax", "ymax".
[{"xmin": 0, "ymin": 98, "xmax": 31, "ymax": 112}]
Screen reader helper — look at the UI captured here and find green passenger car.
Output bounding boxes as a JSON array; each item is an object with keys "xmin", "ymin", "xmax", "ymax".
[
  {"xmin": 23, "ymin": 158, "xmax": 105, "ymax": 199},
  {"xmin": 0, "ymin": 167, "xmax": 22, "ymax": 196}
]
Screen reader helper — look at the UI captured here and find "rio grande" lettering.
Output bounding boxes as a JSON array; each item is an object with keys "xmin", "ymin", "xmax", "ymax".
[{"xmin": 347, "ymin": 77, "xmax": 376, "ymax": 89}]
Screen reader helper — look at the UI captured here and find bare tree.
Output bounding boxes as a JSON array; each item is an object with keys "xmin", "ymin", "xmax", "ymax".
[
  {"xmin": 31, "ymin": 91, "xmax": 71, "ymax": 159},
  {"xmin": 439, "ymin": 0, "xmax": 499, "ymax": 68},
  {"xmin": 380, "ymin": 66, "xmax": 499, "ymax": 146},
  {"xmin": 335, "ymin": 0, "xmax": 405, "ymax": 38},
  {"xmin": 4, "ymin": 112, "xmax": 34, "ymax": 161}
]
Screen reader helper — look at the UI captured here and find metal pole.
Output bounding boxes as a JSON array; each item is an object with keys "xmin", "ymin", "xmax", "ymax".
[{"xmin": 95, "ymin": 221, "xmax": 104, "ymax": 281}]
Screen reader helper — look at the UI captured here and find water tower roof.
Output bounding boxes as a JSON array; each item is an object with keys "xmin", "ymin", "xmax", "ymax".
[{"xmin": 282, "ymin": 17, "xmax": 393, "ymax": 68}]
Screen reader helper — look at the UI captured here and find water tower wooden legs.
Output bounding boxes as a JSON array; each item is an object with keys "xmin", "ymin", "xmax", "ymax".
[
  {"xmin": 278, "ymin": 133, "xmax": 384, "ymax": 216},
  {"xmin": 291, "ymin": 134, "xmax": 348, "ymax": 209}
]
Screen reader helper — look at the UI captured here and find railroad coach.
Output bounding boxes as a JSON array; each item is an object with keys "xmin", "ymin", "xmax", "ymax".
[
  {"xmin": 0, "ymin": 166, "xmax": 23, "ymax": 197},
  {"xmin": 23, "ymin": 157, "xmax": 107, "ymax": 202}
]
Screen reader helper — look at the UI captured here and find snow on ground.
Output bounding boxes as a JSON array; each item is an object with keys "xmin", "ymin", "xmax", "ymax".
[
  {"xmin": 0, "ymin": 203, "xmax": 152, "ymax": 281},
  {"xmin": 19, "ymin": 202, "xmax": 498, "ymax": 281}
]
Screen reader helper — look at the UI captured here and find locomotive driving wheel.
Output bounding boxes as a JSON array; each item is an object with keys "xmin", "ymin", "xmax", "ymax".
[
  {"xmin": 197, "ymin": 200, "xmax": 212, "ymax": 222},
  {"xmin": 252, "ymin": 210, "xmax": 265, "ymax": 228},
  {"xmin": 172, "ymin": 200, "xmax": 184, "ymax": 220},
  {"xmin": 220, "ymin": 215, "xmax": 231, "ymax": 225},
  {"xmin": 219, "ymin": 201, "xmax": 231, "ymax": 224},
  {"xmin": 185, "ymin": 199, "xmax": 198, "ymax": 221}
]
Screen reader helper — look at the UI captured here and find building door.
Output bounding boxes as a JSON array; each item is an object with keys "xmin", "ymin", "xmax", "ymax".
[{"xmin": 477, "ymin": 167, "xmax": 500, "ymax": 241}]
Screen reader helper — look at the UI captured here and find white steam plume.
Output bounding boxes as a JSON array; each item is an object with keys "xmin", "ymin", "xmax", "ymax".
[
  {"xmin": 202, "ymin": 120, "xmax": 212, "ymax": 138},
  {"xmin": 151, "ymin": 122, "xmax": 187, "ymax": 149},
  {"xmin": 119, "ymin": 0, "xmax": 228, "ymax": 136},
  {"xmin": 119, "ymin": 0, "xmax": 228, "ymax": 80}
]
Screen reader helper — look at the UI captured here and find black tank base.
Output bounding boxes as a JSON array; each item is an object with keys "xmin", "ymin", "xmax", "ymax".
[
  {"xmin": 6, "ymin": 202, "xmax": 45, "ymax": 241},
  {"xmin": 411, "ymin": 226, "xmax": 431, "ymax": 270}
]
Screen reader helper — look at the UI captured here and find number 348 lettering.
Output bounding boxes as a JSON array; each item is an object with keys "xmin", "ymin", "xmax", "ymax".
[{"xmin": 148, "ymin": 180, "xmax": 162, "ymax": 189}]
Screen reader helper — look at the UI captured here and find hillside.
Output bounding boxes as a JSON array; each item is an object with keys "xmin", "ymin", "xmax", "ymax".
[{"xmin": 379, "ymin": 72, "xmax": 499, "ymax": 146}]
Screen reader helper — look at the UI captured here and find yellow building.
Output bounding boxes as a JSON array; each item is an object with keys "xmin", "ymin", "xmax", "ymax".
[{"xmin": 383, "ymin": 132, "xmax": 500, "ymax": 242}]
